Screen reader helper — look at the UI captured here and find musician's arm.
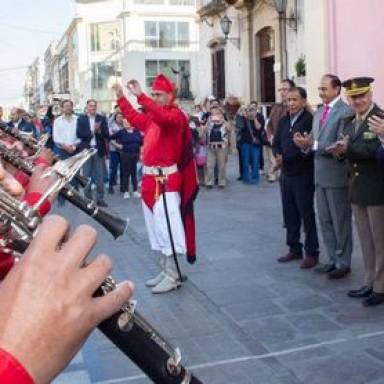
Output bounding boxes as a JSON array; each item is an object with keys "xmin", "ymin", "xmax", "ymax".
[
  {"xmin": 137, "ymin": 93, "xmax": 179, "ymax": 130},
  {"xmin": 117, "ymin": 96, "xmax": 150, "ymax": 133}
]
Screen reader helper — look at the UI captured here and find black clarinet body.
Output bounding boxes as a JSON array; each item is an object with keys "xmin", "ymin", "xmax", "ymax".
[
  {"xmin": 62, "ymin": 187, "xmax": 128, "ymax": 239},
  {"xmin": 0, "ymin": 145, "xmax": 127, "ymax": 238},
  {"xmin": 97, "ymin": 304, "xmax": 203, "ymax": 384},
  {"xmin": 0, "ymin": 123, "xmax": 89, "ymax": 188}
]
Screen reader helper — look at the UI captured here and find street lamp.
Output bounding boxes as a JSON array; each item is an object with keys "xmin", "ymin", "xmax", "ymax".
[
  {"xmin": 273, "ymin": 0, "xmax": 287, "ymax": 13},
  {"xmin": 220, "ymin": 15, "xmax": 232, "ymax": 40},
  {"xmin": 273, "ymin": 0, "xmax": 288, "ymax": 80}
]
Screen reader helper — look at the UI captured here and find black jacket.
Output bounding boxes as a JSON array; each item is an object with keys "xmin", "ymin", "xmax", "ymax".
[
  {"xmin": 236, "ymin": 113, "xmax": 265, "ymax": 146},
  {"xmin": 272, "ymin": 109, "xmax": 314, "ymax": 176},
  {"xmin": 342, "ymin": 104, "xmax": 384, "ymax": 206},
  {"xmin": 76, "ymin": 113, "xmax": 109, "ymax": 157}
]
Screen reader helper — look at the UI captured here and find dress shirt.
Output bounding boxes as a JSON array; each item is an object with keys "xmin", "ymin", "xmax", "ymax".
[
  {"xmin": 89, "ymin": 115, "xmax": 96, "ymax": 146},
  {"xmin": 53, "ymin": 114, "xmax": 79, "ymax": 146}
]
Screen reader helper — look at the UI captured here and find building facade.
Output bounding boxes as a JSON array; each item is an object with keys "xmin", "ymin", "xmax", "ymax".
[
  {"xmin": 24, "ymin": 57, "xmax": 45, "ymax": 112},
  {"xmin": 38, "ymin": 0, "xmax": 200, "ymax": 112},
  {"xmin": 197, "ymin": 0, "xmax": 305, "ymax": 105}
]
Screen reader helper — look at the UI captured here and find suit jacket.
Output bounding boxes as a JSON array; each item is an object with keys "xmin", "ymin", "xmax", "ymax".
[
  {"xmin": 312, "ymin": 99, "xmax": 352, "ymax": 188},
  {"xmin": 272, "ymin": 109, "xmax": 314, "ymax": 176},
  {"xmin": 342, "ymin": 104, "xmax": 384, "ymax": 206},
  {"xmin": 7, "ymin": 119, "xmax": 37, "ymax": 138},
  {"xmin": 378, "ymin": 145, "xmax": 384, "ymax": 165},
  {"xmin": 76, "ymin": 113, "xmax": 109, "ymax": 157}
]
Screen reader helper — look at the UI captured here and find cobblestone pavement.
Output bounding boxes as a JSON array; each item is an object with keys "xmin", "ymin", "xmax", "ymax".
[{"xmin": 53, "ymin": 157, "xmax": 384, "ymax": 384}]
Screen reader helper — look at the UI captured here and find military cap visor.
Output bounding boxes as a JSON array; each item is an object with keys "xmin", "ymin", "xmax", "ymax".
[{"xmin": 342, "ymin": 77, "xmax": 374, "ymax": 97}]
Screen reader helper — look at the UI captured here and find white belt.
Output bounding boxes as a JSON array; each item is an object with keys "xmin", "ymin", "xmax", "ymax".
[{"xmin": 143, "ymin": 164, "xmax": 178, "ymax": 176}]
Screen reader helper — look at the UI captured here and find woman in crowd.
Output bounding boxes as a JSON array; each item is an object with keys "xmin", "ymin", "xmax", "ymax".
[
  {"xmin": 108, "ymin": 111, "xmax": 124, "ymax": 194},
  {"xmin": 204, "ymin": 109, "xmax": 231, "ymax": 188},
  {"xmin": 109, "ymin": 118, "xmax": 143, "ymax": 199},
  {"xmin": 237, "ymin": 104, "xmax": 265, "ymax": 184}
]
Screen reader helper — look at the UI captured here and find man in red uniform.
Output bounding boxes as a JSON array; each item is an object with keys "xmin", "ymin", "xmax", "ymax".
[{"xmin": 114, "ymin": 74, "xmax": 198, "ymax": 294}]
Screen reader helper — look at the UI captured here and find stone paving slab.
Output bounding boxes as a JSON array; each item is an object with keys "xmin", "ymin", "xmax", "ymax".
[{"xmin": 53, "ymin": 158, "xmax": 384, "ymax": 383}]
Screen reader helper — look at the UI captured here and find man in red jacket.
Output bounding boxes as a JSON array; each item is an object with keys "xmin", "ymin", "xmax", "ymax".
[{"xmin": 114, "ymin": 74, "xmax": 198, "ymax": 294}]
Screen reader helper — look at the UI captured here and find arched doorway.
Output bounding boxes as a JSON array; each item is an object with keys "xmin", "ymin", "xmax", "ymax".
[{"xmin": 256, "ymin": 27, "xmax": 275, "ymax": 103}]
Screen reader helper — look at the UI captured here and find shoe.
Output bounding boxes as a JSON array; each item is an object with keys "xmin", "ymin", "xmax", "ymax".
[
  {"xmin": 206, "ymin": 185, "xmax": 213, "ymax": 189},
  {"xmin": 363, "ymin": 292, "xmax": 384, "ymax": 307},
  {"xmin": 152, "ymin": 257, "xmax": 182, "ymax": 294},
  {"xmin": 123, "ymin": 192, "xmax": 130, "ymax": 199},
  {"xmin": 133, "ymin": 191, "xmax": 141, "ymax": 198},
  {"xmin": 152, "ymin": 275, "xmax": 181, "ymax": 294},
  {"xmin": 278, "ymin": 252, "xmax": 302, "ymax": 263},
  {"xmin": 300, "ymin": 256, "xmax": 318, "ymax": 269},
  {"xmin": 97, "ymin": 200, "xmax": 108, "ymax": 207},
  {"xmin": 108, "ymin": 186, "xmax": 114, "ymax": 194},
  {"xmin": 237, "ymin": 176, "xmax": 243, "ymax": 181},
  {"xmin": 347, "ymin": 286, "xmax": 373, "ymax": 298},
  {"xmin": 146, "ymin": 255, "xmax": 166, "ymax": 287},
  {"xmin": 328, "ymin": 268, "xmax": 351, "ymax": 279},
  {"xmin": 315, "ymin": 263, "xmax": 336, "ymax": 274}
]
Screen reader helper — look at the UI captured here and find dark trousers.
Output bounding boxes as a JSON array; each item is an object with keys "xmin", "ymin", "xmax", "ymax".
[
  {"xmin": 281, "ymin": 173, "xmax": 319, "ymax": 256},
  {"xmin": 120, "ymin": 153, "xmax": 138, "ymax": 192},
  {"xmin": 109, "ymin": 151, "xmax": 122, "ymax": 188},
  {"xmin": 236, "ymin": 142, "xmax": 243, "ymax": 178}
]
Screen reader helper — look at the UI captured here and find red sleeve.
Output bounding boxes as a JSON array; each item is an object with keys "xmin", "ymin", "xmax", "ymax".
[
  {"xmin": 14, "ymin": 171, "xmax": 30, "ymax": 190},
  {"xmin": 137, "ymin": 93, "xmax": 181, "ymax": 130},
  {"xmin": 117, "ymin": 96, "xmax": 150, "ymax": 133},
  {"xmin": 0, "ymin": 348, "xmax": 34, "ymax": 384},
  {"xmin": 24, "ymin": 192, "xmax": 51, "ymax": 217},
  {"xmin": 0, "ymin": 251, "xmax": 14, "ymax": 281}
]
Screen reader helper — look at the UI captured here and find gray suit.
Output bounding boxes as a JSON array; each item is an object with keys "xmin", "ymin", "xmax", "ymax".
[{"xmin": 312, "ymin": 99, "xmax": 353, "ymax": 269}]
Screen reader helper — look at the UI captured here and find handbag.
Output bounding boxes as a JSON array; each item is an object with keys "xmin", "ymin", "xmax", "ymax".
[{"xmin": 195, "ymin": 144, "xmax": 208, "ymax": 166}]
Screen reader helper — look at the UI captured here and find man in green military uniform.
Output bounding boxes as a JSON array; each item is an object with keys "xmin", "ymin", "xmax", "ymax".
[{"xmin": 328, "ymin": 77, "xmax": 384, "ymax": 306}]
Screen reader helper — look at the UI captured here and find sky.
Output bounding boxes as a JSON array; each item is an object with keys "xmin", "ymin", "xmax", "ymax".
[{"xmin": 0, "ymin": 0, "xmax": 75, "ymax": 107}]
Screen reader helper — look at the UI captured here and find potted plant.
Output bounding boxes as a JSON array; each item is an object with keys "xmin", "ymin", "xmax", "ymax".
[{"xmin": 295, "ymin": 55, "xmax": 306, "ymax": 85}]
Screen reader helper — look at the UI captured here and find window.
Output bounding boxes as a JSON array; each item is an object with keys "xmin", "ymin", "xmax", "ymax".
[
  {"xmin": 144, "ymin": 21, "xmax": 190, "ymax": 48},
  {"xmin": 92, "ymin": 61, "xmax": 120, "ymax": 89},
  {"xmin": 145, "ymin": 60, "xmax": 190, "ymax": 88},
  {"xmin": 134, "ymin": 0, "xmax": 164, "ymax": 3},
  {"xmin": 59, "ymin": 63, "xmax": 69, "ymax": 93},
  {"xmin": 169, "ymin": 0, "xmax": 195, "ymax": 5},
  {"xmin": 90, "ymin": 22, "xmax": 120, "ymax": 52}
]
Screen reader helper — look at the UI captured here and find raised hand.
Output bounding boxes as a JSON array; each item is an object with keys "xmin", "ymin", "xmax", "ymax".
[{"xmin": 127, "ymin": 79, "xmax": 142, "ymax": 97}]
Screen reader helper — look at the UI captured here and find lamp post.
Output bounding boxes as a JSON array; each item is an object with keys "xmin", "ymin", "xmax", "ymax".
[
  {"xmin": 273, "ymin": 0, "xmax": 288, "ymax": 81},
  {"xmin": 220, "ymin": 15, "xmax": 232, "ymax": 40}
]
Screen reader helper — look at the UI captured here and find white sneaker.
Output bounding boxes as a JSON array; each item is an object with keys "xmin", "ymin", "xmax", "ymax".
[
  {"xmin": 123, "ymin": 192, "xmax": 130, "ymax": 199},
  {"xmin": 133, "ymin": 191, "xmax": 141, "ymax": 198}
]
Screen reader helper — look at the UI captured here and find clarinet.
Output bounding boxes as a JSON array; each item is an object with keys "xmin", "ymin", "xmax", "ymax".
[
  {"xmin": 96, "ymin": 277, "xmax": 203, "ymax": 384},
  {"xmin": 0, "ymin": 201, "xmax": 203, "ymax": 383},
  {"xmin": 0, "ymin": 145, "xmax": 127, "ymax": 239},
  {"xmin": 0, "ymin": 122, "xmax": 89, "ymax": 188}
]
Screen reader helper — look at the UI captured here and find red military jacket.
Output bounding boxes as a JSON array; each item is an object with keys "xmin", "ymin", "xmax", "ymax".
[
  {"xmin": 117, "ymin": 94, "xmax": 198, "ymax": 263},
  {"xmin": 0, "ymin": 348, "xmax": 34, "ymax": 383}
]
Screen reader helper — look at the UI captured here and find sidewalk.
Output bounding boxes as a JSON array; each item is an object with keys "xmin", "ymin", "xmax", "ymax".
[{"xmin": 54, "ymin": 156, "xmax": 384, "ymax": 384}]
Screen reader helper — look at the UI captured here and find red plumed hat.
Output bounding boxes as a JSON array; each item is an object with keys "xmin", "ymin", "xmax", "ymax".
[{"xmin": 152, "ymin": 73, "xmax": 176, "ymax": 94}]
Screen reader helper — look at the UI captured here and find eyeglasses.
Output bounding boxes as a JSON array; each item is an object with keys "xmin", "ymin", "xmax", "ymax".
[
  {"xmin": 151, "ymin": 93, "xmax": 163, "ymax": 97},
  {"xmin": 278, "ymin": 88, "xmax": 290, "ymax": 92}
]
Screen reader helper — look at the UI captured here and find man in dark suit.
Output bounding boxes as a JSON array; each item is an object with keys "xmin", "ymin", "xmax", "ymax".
[
  {"xmin": 328, "ymin": 77, "xmax": 384, "ymax": 306},
  {"xmin": 272, "ymin": 87, "xmax": 319, "ymax": 269},
  {"xmin": 7, "ymin": 107, "xmax": 37, "ymax": 138},
  {"xmin": 77, "ymin": 99, "xmax": 109, "ymax": 207}
]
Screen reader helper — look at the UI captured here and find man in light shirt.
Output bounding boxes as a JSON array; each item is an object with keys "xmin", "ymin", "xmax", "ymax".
[{"xmin": 52, "ymin": 99, "xmax": 79, "ymax": 160}]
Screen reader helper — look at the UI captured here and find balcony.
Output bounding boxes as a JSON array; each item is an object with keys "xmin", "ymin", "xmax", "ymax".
[{"xmin": 198, "ymin": 0, "xmax": 227, "ymax": 17}]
